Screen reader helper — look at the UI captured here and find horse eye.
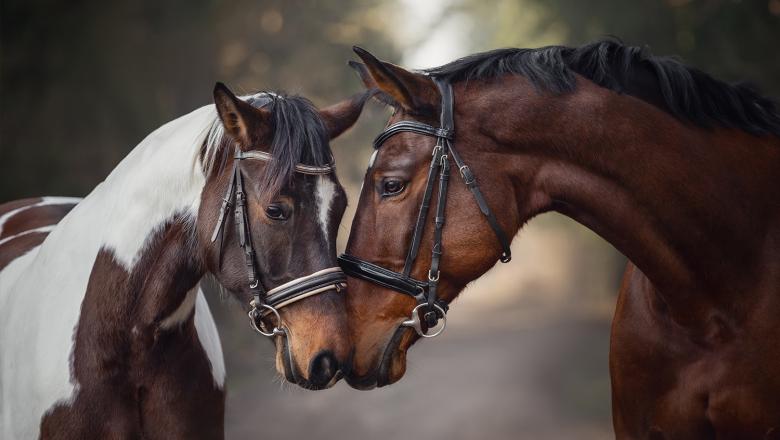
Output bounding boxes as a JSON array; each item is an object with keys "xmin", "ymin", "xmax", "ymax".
[
  {"xmin": 382, "ymin": 179, "xmax": 406, "ymax": 196},
  {"xmin": 265, "ymin": 204, "xmax": 287, "ymax": 220}
]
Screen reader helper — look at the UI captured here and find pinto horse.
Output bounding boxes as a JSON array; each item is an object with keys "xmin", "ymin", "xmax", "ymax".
[
  {"xmin": 0, "ymin": 83, "xmax": 368, "ymax": 439},
  {"xmin": 341, "ymin": 40, "xmax": 780, "ymax": 438}
]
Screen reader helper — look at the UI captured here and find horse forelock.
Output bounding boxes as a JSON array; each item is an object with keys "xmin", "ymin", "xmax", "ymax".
[{"xmin": 201, "ymin": 91, "xmax": 332, "ymax": 198}]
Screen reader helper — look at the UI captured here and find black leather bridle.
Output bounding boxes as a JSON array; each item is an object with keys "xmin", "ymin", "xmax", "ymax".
[
  {"xmin": 210, "ymin": 120, "xmax": 347, "ymax": 338},
  {"xmin": 338, "ymin": 77, "xmax": 512, "ymax": 337}
]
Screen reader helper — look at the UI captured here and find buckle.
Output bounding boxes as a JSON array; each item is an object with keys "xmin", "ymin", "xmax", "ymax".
[
  {"xmin": 434, "ymin": 128, "xmax": 454, "ymax": 139},
  {"xmin": 459, "ymin": 165, "xmax": 475, "ymax": 185}
]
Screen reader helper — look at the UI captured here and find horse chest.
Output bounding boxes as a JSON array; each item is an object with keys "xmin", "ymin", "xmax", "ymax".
[
  {"xmin": 610, "ymin": 266, "xmax": 780, "ymax": 439},
  {"xmin": 39, "ymin": 313, "xmax": 225, "ymax": 439}
]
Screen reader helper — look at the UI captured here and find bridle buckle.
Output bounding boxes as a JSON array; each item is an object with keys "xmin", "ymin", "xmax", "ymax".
[{"xmin": 459, "ymin": 165, "xmax": 475, "ymax": 184}]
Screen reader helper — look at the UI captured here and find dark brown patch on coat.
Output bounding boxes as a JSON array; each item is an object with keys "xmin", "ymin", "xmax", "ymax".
[
  {"xmin": 0, "ymin": 231, "xmax": 48, "ymax": 270},
  {"xmin": 39, "ymin": 216, "xmax": 225, "ymax": 439},
  {"xmin": 0, "ymin": 203, "xmax": 76, "ymax": 239},
  {"xmin": 0, "ymin": 199, "xmax": 77, "ymax": 270},
  {"xmin": 0, "ymin": 197, "xmax": 42, "ymax": 217}
]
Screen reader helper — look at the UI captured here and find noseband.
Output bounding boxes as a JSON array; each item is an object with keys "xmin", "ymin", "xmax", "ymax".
[
  {"xmin": 338, "ymin": 77, "xmax": 512, "ymax": 338},
  {"xmin": 210, "ymin": 145, "xmax": 346, "ymax": 338}
]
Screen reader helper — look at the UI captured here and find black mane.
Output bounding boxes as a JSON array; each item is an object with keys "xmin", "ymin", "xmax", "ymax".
[
  {"xmin": 248, "ymin": 93, "xmax": 330, "ymax": 196},
  {"xmin": 207, "ymin": 92, "xmax": 331, "ymax": 196},
  {"xmin": 426, "ymin": 39, "xmax": 780, "ymax": 136}
]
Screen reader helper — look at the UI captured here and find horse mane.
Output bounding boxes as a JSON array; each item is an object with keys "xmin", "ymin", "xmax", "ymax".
[
  {"xmin": 203, "ymin": 91, "xmax": 331, "ymax": 196},
  {"xmin": 426, "ymin": 39, "xmax": 780, "ymax": 137}
]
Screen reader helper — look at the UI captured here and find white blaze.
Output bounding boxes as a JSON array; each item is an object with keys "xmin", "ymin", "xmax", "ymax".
[
  {"xmin": 368, "ymin": 149, "xmax": 378, "ymax": 169},
  {"xmin": 315, "ymin": 176, "xmax": 336, "ymax": 242}
]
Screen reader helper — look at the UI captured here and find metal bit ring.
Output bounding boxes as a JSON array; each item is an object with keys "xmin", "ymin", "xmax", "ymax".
[{"xmin": 248, "ymin": 304, "xmax": 285, "ymax": 337}]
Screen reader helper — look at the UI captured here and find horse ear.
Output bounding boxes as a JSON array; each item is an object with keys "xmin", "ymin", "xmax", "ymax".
[
  {"xmin": 348, "ymin": 60, "xmax": 377, "ymax": 90},
  {"xmin": 319, "ymin": 90, "xmax": 373, "ymax": 140},
  {"xmin": 213, "ymin": 82, "xmax": 268, "ymax": 149},
  {"xmin": 351, "ymin": 46, "xmax": 437, "ymax": 113}
]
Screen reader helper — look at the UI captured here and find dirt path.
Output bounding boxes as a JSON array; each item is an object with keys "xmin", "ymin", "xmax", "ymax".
[{"xmin": 216, "ymin": 301, "xmax": 613, "ymax": 440}]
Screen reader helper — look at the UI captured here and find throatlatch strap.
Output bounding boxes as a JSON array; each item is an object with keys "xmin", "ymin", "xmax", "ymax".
[{"xmin": 447, "ymin": 146, "xmax": 512, "ymax": 263}]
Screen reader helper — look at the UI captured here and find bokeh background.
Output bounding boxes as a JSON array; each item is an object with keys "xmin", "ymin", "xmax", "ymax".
[{"xmin": 2, "ymin": 1, "xmax": 779, "ymax": 438}]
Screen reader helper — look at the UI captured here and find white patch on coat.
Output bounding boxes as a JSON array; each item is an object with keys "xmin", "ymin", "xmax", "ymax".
[
  {"xmin": 0, "ymin": 104, "xmax": 221, "ymax": 439},
  {"xmin": 368, "ymin": 149, "xmax": 378, "ymax": 169},
  {"xmin": 158, "ymin": 286, "xmax": 224, "ymax": 389},
  {"xmin": 359, "ymin": 150, "xmax": 379, "ymax": 193},
  {"xmin": 193, "ymin": 289, "xmax": 225, "ymax": 388},
  {"xmin": 100, "ymin": 105, "xmax": 216, "ymax": 269},
  {"xmin": 159, "ymin": 288, "xmax": 198, "ymax": 330},
  {"xmin": 315, "ymin": 176, "xmax": 336, "ymax": 240}
]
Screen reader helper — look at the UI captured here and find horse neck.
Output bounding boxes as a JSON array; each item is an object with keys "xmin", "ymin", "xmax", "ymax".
[
  {"xmin": 479, "ymin": 77, "xmax": 780, "ymax": 316},
  {"xmin": 71, "ymin": 106, "xmax": 215, "ymax": 339}
]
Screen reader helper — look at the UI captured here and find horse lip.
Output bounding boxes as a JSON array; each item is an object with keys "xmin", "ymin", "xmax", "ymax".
[
  {"xmin": 294, "ymin": 370, "xmax": 344, "ymax": 391},
  {"xmin": 280, "ymin": 327, "xmax": 299, "ymax": 384},
  {"xmin": 376, "ymin": 324, "xmax": 411, "ymax": 387},
  {"xmin": 345, "ymin": 319, "xmax": 414, "ymax": 389},
  {"xmin": 345, "ymin": 372, "xmax": 378, "ymax": 390}
]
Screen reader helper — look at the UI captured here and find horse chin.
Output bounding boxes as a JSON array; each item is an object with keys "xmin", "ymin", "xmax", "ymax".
[
  {"xmin": 345, "ymin": 324, "xmax": 416, "ymax": 390},
  {"xmin": 376, "ymin": 325, "xmax": 415, "ymax": 387}
]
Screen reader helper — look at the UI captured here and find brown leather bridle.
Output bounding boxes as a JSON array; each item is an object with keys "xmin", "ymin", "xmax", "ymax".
[
  {"xmin": 210, "ymin": 147, "xmax": 346, "ymax": 338},
  {"xmin": 338, "ymin": 77, "xmax": 512, "ymax": 338}
]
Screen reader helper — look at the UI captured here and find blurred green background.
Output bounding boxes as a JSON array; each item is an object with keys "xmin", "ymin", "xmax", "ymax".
[{"xmin": 2, "ymin": 0, "xmax": 779, "ymax": 438}]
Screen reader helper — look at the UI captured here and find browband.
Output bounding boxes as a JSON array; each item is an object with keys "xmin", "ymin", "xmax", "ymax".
[
  {"xmin": 373, "ymin": 121, "xmax": 453, "ymax": 149},
  {"xmin": 234, "ymin": 150, "xmax": 335, "ymax": 175}
]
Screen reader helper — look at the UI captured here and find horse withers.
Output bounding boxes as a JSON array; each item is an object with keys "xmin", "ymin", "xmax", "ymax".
[
  {"xmin": 340, "ymin": 41, "xmax": 780, "ymax": 438},
  {"xmin": 0, "ymin": 83, "xmax": 368, "ymax": 438}
]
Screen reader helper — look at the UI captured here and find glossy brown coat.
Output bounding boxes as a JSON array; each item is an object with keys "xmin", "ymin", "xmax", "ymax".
[{"xmin": 343, "ymin": 47, "xmax": 780, "ymax": 438}]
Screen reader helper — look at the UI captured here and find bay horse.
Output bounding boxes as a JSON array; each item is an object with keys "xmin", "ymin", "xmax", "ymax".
[
  {"xmin": 0, "ymin": 82, "xmax": 368, "ymax": 439},
  {"xmin": 340, "ymin": 40, "xmax": 780, "ymax": 438}
]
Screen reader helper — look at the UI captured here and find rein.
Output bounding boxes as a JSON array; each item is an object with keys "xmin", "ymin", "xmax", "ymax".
[
  {"xmin": 210, "ymin": 145, "xmax": 346, "ymax": 338},
  {"xmin": 338, "ymin": 77, "xmax": 512, "ymax": 338}
]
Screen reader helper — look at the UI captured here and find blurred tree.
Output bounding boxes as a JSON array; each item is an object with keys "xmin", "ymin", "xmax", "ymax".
[
  {"xmin": 0, "ymin": 0, "xmax": 397, "ymax": 201},
  {"xmin": 452, "ymin": 0, "xmax": 780, "ymax": 95}
]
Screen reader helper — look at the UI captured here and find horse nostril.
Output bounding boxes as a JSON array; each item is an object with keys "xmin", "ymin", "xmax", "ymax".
[{"xmin": 308, "ymin": 351, "xmax": 339, "ymax": 387}]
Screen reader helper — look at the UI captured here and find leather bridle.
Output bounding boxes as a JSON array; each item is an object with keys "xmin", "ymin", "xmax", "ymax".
[
  {"xmin": 210, "ymin": 127, "xmax": 346, "ymax": 338},
  {"xmin": 338, "ymin": 77, "xmax": 512, "ymax": 338}
]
